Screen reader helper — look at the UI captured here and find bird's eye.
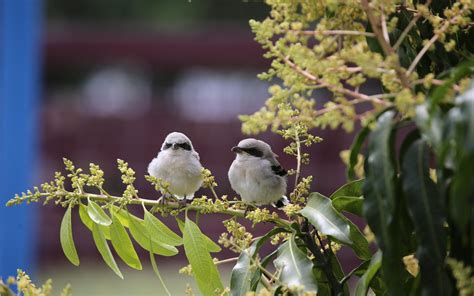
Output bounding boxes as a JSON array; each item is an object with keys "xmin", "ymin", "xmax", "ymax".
[
  {"xmin": 177, "ymin": 142, "xmax": 192, "ymax": 151},
  {"xmin": 242, "ymin": 147, "xmax": 263, "ymax": 157},
  {"xmin": 164, "ymin": 143, "xmax": 172, "ymax": 149}
]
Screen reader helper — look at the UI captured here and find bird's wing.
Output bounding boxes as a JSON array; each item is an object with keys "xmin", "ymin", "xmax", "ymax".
[{"xmin": 268, "ymin": 156, "xmax": 287, "ymax": 177}]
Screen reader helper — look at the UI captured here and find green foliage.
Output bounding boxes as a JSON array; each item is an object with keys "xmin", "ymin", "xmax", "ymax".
[{"xmin": 59, "ymin": 205, "xmax": 80, "ymax": 266}]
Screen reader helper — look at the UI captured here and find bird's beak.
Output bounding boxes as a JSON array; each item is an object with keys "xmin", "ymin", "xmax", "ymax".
[
  {"xmin": 231, "ymin": 146, "xmax": 242, "ymax": 153},
  {"xmin": 172, "ymin": 143, "xmax": 179, "ymax": 150}
]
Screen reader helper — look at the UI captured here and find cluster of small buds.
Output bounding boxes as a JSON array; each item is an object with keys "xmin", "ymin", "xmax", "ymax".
[
  {"xmin": 445, "ymin": 257, "xmax": 474, "ymax": 296},
  {"xmin": 178, "ymin": 264, "xmax": 193, "ymax": 276},
  {"xmin": 282, "ymin": 203, "xmax": 302, "ymax": 218},
  {"xmin": 201, "ymin": 168, "xmax": 218, "ymax": 189},
  {"xmin": 325, "ymin": 241, "xmax": 342, "ymax": 254},
  {"xmin": 190, "ymin": 196, "xmax": 229, "ymax": 214},
  {"xmin": 270, "ymin": 232, "xmax": 291, "ymax": 245},
  {"xmin": 219, "ymin": 219, "xmax": 253, "ymax": 253},
  {"xmin": 289, "ymin": 176, "xmax": 313, "ymax": 205},
  {"xmin": 245, "ymin": 208, "xmax": 279, "ymax": 226},
  {"xmin": 339, "ymin": 150, "xmax": 365, "ymax": 179},
  {"xmin": 63, "ymin": 158, "xmax": 85, "ymax": 193},
  {"xmin": 86, "ymin": 163, "xmax": 105, "ymax": 188}
]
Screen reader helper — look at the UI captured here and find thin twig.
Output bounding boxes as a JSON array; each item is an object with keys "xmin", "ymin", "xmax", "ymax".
[
  {"xmin": 294, "ymin": 130, "xmax": 302, "ymax": 189},
  {"xmin": 407, "ymin": 3, "xmax": 468, "ymax": 75},
  {"xmin": 289, "ymin": 29, "xmax": 376, "ymax": 37},
  {"xmin": 214, "ymin": 257, "xmax": 239, "ymax": 265},
  {"xmin": 393, "ymin": 0, "xmax": 432, "ymax": 50}
]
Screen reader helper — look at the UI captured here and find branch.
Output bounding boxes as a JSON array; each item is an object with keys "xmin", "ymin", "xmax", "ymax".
[
  {"xmin": 393, "ymin": 0, "xmax": 432, "ymax": 50},
  {"xmin": 407, "ymin": 4, "xmax": 469, "ymax": 75},
  {"xmin": 361, "ymin": 0, "xmax": 411, "ymax": 89},
  {"xmin": 17, "ymin": 191, "xmax": 291, "ymax": 228},
  {"xmin": 282, "ymin": 55, "xmax": 392, "ymax": 106},
  {"xmin": 290, "ymin": 29, "xmax": 376, "ymax": 37}
]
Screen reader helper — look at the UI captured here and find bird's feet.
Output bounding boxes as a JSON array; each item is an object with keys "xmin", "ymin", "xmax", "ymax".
[{"xmin": 178, "ymin": 198, "xmax": 188, "ymax": 209}]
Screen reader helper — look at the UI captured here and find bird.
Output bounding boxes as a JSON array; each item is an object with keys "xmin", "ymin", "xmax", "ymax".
[
  {"xmin": 228, "ymin": 138, "xmax": 289, "ymax": 208},
  {"xmin": 148, "ymin": 132, "xmax": 203, "ymax": 205}
]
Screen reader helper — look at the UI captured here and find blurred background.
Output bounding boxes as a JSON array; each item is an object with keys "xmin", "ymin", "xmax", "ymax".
[{"xmin": 1, "ymin": 1, "xmax": 357, "ymax": 295}]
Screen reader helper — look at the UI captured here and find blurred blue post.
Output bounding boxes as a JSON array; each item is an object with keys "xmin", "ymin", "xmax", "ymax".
[{"xmin": 0, "ymin": 0, "xmax": 42, "ymax": 277}]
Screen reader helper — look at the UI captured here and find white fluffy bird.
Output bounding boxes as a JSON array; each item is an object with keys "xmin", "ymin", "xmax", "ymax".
[
  {"xmin": 148, "ymin": 132, "xmax": 203, "ymax": 203},
  {"xmin": 228, "ymin": 138, "xmax": 288, "ymax": 207}
]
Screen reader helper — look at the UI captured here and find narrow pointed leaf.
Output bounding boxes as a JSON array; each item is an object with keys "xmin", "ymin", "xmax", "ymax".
[
  {"xmin": 60, "ymin": 205, "xmax": 80, "ymax": 266},
  {"xmin": 401, "ymin": 139, "xmax": 449, "ymax": 294},
  {"xmin": 355, "ymin": 250, "xmax": 382, "ymax": 296},
  {"xmin": 144, "ymin": 210, "xmax": 182, "ymax": 246},
  {"xmin": 183, "ymin": 217, "xmax": 224, "ymax": 295},
  {"xmin": 92, "ymin": 223, "xmax": 123, "ymax": 279},
  {"xmin": 273, "ymin": 236, "xmax": 318, "ymax": 293},
  {"xmin": 79, "ymin": 203, "xmax": 111, "ymax": 239},
  {"xmin": 149, "ymin": 248, "xmax": 172, "ymax": 296},
  {"xmin": 128, "ymin": 214, "xmax": 178, "ymax": 256},
  {"xmin": 300, "ymin": 193, "xmax": 352, "ymax": 244},
  {"xmin": 87, "ymin": 200, "xmax": 112, "ymax": 226},
  {"xmin": 110, "ymin": 213, "xmax": 142, "ymax": 270},
  {"xmin": 109, "ymin": 205, "xmax": 130, "ymax": 227}
]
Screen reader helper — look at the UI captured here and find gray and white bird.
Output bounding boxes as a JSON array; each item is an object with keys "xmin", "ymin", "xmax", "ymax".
[
  {"xmin": 148, "ymin": 132, "xmax": 203, "ymax": 203},
  {"xmin": 228, "ymin": 138, "xmax": 289, "ymax": 207}
]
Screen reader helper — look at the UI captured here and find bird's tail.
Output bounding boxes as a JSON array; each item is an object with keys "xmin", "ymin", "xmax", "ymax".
[{"xmin": 272, "ymin": 196, "xmax": 290, "ymax": 208}]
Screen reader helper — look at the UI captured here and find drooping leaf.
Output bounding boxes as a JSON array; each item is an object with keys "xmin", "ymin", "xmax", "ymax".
[
  {"xmin": 109, "ymin": 212, "xmax": 142, "ymax": 270},
  {"xmin": 346, "ymin": 219, "xmax": 371, "ymax": 260},
  {"xmin": 149, "ymin": 247, "xmax": 172, "ymax": 296},
  {"xmin": 300, "ymin": 193, "xmax": 351, "ymax": 244},
  {"xmin": 355, "ymin": 250, "xmax": 382, "ymax": 296},
  {"xmin": 363, "ymin": 110, "xmax": 407, "ymax": 294},
  {"xmin": 176, "ymin": 217, "xmax": 221, "ymax": 253},
  {"xmin": 128, "ymin": 214, "xmax": 178, "ymax": 256},
  {"xmin": 183, "ymin": 217, "xmax": 224, "ymax": 295},
  {"xmin": 79, "ymin": 203, "xmax": 111, "ymax": 240},
  {"xmin": 60, "ymin": 205, "xmax": 80, "ymax": 266},
  {"xmin": 87, "ymin": 200, "xmax": 112, "ymax": 226},
  {"xmin": 92, "ymin": 222, "xmax": 123, "ymax": 279},
  {"xmin": 332, "ymin": 196, "xmax": 363, "ymax": 216},
  {"xmin": 401, "ymin": 138, "xmax": 450, "ymax": 294},
  {"xmin": 273, "ymin": 236, "xmax": 318, "ymax": 293},
  {"xmin": 109, "ymin": 205, "xmax": 130, "ymax": 227},
  {"xmin": 330, "ymin": 178, "xmax": 364, "ymax": 200},
  {"xmin": 144, "ymin": 210, "xmax": 182, "ymax": 246}
]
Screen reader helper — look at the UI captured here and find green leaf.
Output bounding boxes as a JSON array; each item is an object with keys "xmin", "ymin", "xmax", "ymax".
[
  {"xmin": 144, "ymin": 210, "xmax": 182, "ymax": 246},
  {"xmin": 176, "ymin": 217, "xmax": 221, "ymax": 253},
  {"xmin": 87, "ymin": 200, "xmax": 112, "ymax": 226},
  {"xmin": 92, "ymin": 222, "xmax": 123, "ymax": 279},
  {"xmin": 60, "ymin": 205, "xmax": 80, "ymax": 266},
  {"xmin": 332, "ymin": 196, "xmax": 363, "ymax": 216},
  {"xmin": 401, "ymin": 138, "xmax": 450, "ymax": 294},
  {"xmin": 128, "ymin": 214, "xmax": 178, "ymax": 256},
  {"xmin": 355, "ymin": 250, "xmax": 382, "ymax": 296},
  {"xmin": 301, "ymin": 193, "xmax": 370, "ymax": 259},
  {"xmin": 330, "ymin": 178, "xmax": 364, "ymax": 199},
  {"xmin": 183, "ymin": 217, "xmax": 224, "ymax": 296},
  {"xmin": 150, "ymin": 251, "xmax": 172, "ymax": 296},
  {"xmin": 231, "ymin": 228, "xmax": 287, "ymax": 295},
  {"xmin": 347, "ymin": 126, "xmax": 369, "ymax": 180},
  {"xmin": 230, "ymin": 245, "xmax": 257, "ymax": 296},
  {"xmin": 109, "ymin": 205, "xmax": 130, "ymax": 227},
  {"xmin": 300, "ymin": 193, "xmax": 351, "ymax": 244},
  {"xmin": 363, "ymin": 110, "xmax": 407, "ymax": 294},
  {"xmin": 79, "ymin": 203, "xmax": 111, "ymax": 240},
  {"xmin": 273, "ymin": 235, "xmax": 318, "ymax": 293},
  {"xmin": 109, "ymin": 213, "xmax": 142, "ymax": 270}
]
